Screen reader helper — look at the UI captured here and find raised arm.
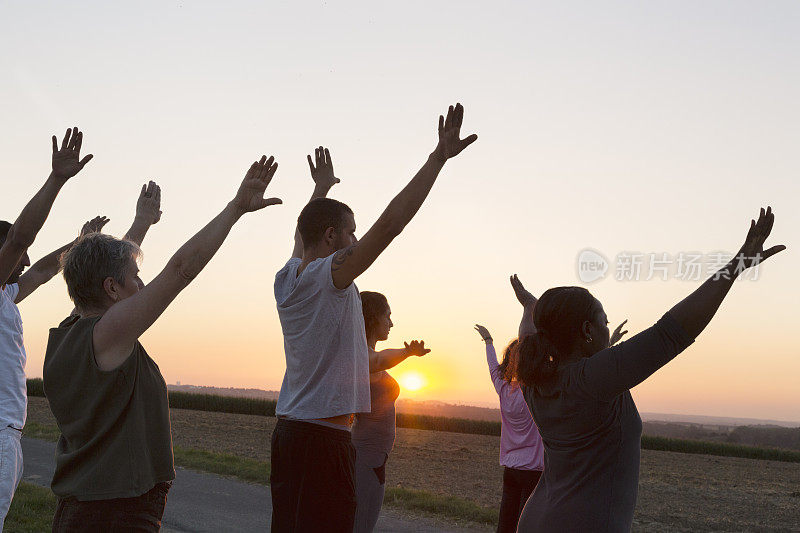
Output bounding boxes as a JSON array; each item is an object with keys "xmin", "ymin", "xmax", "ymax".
[
  {"xmin": 330, "ymin": 103, "xmax": 477, "ymax": 289},
  {"xmin": 579, "ymin": 207, "xmax": 784, "ymax": 401},
  {"xmin": 0, "ymin": 128, "xmax": 92, "ymax": 287},
  {"xmin": 669, "ymin": 206, "xmax": 784, "ymax": 338},
  {"xmin": 475, "ymin": 324, "xmax": 504, "ymax": 393},
  {"xmin": 124, "ymin": 181, "xmax": 162, "ymax": 246},
  {"xmin": 369, "ymin": 340, "xmax": 430, "ymax": 372},
  {"xmin": 510, "ymin": 274, "xmax": 538, "ymax": 338},
  {"xmin": 292, "ymin": 147, "xmax": 340, "ymax": 258},
  {"xmin": 93, "ymin": 155, "xmax": 281, "ymax": 371},
  {"xmin": 15, "ymin": 216, "xmax": 109, "ymax": 303}
]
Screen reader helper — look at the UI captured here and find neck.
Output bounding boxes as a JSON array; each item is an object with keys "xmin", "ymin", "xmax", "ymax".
[
  {"xmin": 367, "ymin": 335, "xmax": 378, "ymax": 350},
  {"xmin": 300, "ymin": 245, "xmax": 335, "ymax": 273}
]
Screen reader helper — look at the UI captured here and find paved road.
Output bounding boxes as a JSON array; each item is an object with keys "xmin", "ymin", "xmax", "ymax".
[{"xmin": 22, "ymin": 438, "xmax": 486, "ymax": 532}]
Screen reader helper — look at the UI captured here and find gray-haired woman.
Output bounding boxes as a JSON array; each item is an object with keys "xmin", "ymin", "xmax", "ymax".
[{"xmin": 43, "ymin": 156, "xmax": 281, "ymax": 532}]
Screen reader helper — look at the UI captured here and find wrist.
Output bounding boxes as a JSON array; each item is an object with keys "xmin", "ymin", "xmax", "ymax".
[
  {"xmin": 429, "ymin": 149, "xmax": 447, "ymax": 166},
  {"xmin": 226, "ymin": 200, "xmax": 247, "ymax": 220},
  {"xmin": 47, "ymin": 171, "xmax": 69, "ymax": 187}
]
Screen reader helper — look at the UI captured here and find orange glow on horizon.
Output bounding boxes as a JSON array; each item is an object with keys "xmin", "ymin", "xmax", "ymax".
[{"xmin": 398, "ymin": 372, "xmax": 426, "ymax": 392}]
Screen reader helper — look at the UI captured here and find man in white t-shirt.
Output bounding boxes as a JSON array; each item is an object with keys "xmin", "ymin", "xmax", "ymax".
[
  {"xmin": 0, "ymin": 128, "xmax": 94, "ymax": 527},
  {"xmin": 271, "ymin": 104, "xmax": 477, "ymax": 532}
]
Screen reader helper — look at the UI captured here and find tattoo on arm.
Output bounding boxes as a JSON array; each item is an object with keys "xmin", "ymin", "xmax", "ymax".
[{"xmin": 331, "ymin": 245, "xmax": 357, "ymax": 271}]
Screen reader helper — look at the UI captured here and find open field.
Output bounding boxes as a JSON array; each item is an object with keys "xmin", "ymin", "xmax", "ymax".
[{"xmin": 26, "ymin": 397, "xmax": 800, "ymax": 531}]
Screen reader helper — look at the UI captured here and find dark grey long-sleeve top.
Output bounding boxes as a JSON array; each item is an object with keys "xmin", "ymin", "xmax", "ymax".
[{"xmin": 518, "ymin": 313, "xmax": 694, "ymax": 532}]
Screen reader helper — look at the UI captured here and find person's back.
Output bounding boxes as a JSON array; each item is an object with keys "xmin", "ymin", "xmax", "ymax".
[
  {"xmin": 43, "ymin": 315, "xmax": 174, "ymax": 500},
  {"xmin": 274, "ymin": 254, "xmax": 370, "ymax": 419},
  {"xmin": 522, "ymin": 365, "xmax": 642, "ymax": 530}
]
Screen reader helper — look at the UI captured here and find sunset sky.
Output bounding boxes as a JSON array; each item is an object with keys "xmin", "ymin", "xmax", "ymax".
[{"xmin": 2, "ymin": 1, "xmax": 798, "ymax": 422}]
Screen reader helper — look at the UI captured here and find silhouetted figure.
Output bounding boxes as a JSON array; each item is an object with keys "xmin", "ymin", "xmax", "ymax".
[
  {"xmin": 44, "ymin": 155, "xmax": 281, "ymax": 532},
  {"xmin": 513, "ymin": 208, "xmax": 784, "ymax": 532},
  {"xmin": 0, "ymin": 128, "xmax": 92, "ymax": 528},
  {"xmin": 473, "ymin": 327, "xmax": 544, "ymax": 533},
  {"xmin": 352, "ymin": 291, "xmax": 430, "ymax": 533},
  {"xmin": 271, "ymin": 104, "xmax": 476, "ymax": 532}
]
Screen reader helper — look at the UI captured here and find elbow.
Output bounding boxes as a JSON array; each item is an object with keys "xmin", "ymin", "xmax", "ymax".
[
  {"xmin": 4, "ymin": 226, "xmax": 35, "ymax": 251},
  {"xmin": 375, "ymin": 215, "xmax": 404, "ymax": 240},
  {"xmin": 166, "ymin": 256, "xmax": 199, "ymax": 286}
]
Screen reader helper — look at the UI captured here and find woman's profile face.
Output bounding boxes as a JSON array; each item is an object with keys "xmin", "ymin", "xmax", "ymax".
[
  {"xmin": 377, "ymin": 306, "xmax": 393, "ymax": 341},
  {"xmin": 589, "ymin": 300, "xmax": 610, "ymax": 353}
]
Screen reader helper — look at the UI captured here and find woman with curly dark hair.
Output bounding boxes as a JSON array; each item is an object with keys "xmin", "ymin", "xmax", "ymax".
[{"xmin": 351, "ymin": 291, "xmax": 430, "ymax": 533}]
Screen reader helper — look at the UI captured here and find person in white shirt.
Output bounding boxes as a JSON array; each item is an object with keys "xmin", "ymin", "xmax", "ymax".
[
  {"xmin": 271, "ymin": 104, "xmax": 477, "ymax": 532},
  {"xmin": 0, "ymin": 128, "xmax": 93, "ymax": 528}
]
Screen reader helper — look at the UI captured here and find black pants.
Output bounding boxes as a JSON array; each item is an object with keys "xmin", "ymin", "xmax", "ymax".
[
  {"xmin": 270, "ymin": 418, "xmax": 356, "ymax": 532},
  {"xmin": 497, "ymin": 467, "xmax": 541, "ymax": 533},
  {"xmin": 51, "ymin": 482, "xmax": 171, "ymax": 532}
]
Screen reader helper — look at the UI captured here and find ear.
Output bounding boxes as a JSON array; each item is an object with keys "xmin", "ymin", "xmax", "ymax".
[
  {"xmin": 102, "ymin": 277, "xmax": 119, "ymax": 303},
  {"xmin": 581, "ymin": 320, "xmax": 593, "ymax": 339},
  {"xmin": 322, "ymin": 227, "xmax": 337, "ymax": 248}
]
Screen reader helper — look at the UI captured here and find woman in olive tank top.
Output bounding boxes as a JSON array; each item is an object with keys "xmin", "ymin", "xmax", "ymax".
[
  {"xmin": 43, "ymin": 155, "xmax": 283, "ymax": 532},
  {"xmin": 351, "ymin": 291, "xmax": 431, "ymax": 533}
]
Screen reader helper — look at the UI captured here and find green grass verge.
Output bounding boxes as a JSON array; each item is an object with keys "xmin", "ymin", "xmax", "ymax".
[
  {"xmin": 385, "ymin": 487, "xmax": 497, "ymax": 524},
  {"xmin": 4, "ymin": 482, "xmax": 57, "ymax": 533},
  {"xmin": 173, "ymin": 447, "xmax": 269, "ymax": 484}
]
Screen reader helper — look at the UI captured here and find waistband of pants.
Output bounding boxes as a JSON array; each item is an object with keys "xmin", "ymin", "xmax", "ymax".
[
  {"xmin": 1, "ymin": 425, "xmax": 23, "ymax": 438},
  {"xmin": 275, "ymin": 417, "xmax": 352, "ymax": 443}
]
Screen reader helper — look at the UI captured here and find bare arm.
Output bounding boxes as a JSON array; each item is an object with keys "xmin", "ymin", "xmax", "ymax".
[
  {"xmin": 330, "ymin": 103, "xmax": 477, "ymax": 289},
  {"xmin": 369, "ymin": 340, "xmax": 430, "ymax": 372},
  {"xmin": 510, "ymin": 274, "xmax": 538, "ymax": 338},
  {"xmin": 292, "ymin": 147, "xmax": 340, "ymax": 258},
  {"xmin": 0, "ymin": 128, "xmax": 92, "ymax": 287},
  {"xmin": 93, "ymin": 156, "xmax": 282, "ymax": 371},
  {"xmin": 15, "ymin": 216, "xmax": 109, "ymax": 303},
  {"xmin": 124, "ymin": 181, "xmax": 162, "ymax": 246},
  {"xmin": 668, "ymin": 206, "xmax": 784, "ymax": 339}
]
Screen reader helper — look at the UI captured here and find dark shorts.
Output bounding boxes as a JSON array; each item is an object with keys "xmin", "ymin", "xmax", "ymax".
[
  {"xmin": 52, "ymin": 482, "xmax": 171, "ymax": 533},
  {"xmin": 270, "ymin": 418, "xmax": 356, "ymax": 533}
]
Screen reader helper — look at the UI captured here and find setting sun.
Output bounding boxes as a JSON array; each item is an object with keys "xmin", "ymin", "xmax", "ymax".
[{"xmin": 399, "ymin": 372, "xmax": 425, "ymax": 392}]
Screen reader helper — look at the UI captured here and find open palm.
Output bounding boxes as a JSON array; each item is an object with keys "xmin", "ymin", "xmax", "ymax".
[
  {"xmin": 233, "ymin": 155, "xmax": 282, "ymax": 213},
  {"xmin": 735, "ymin": 206, "xmax": 785, "ymax": 272},
  {"xmin": 51, "ymin": 127, "xmax": 93, "ymax": 180},
  {"xmin": 433, "ymin": 103, "xmax": 478, "ymax": 161}
]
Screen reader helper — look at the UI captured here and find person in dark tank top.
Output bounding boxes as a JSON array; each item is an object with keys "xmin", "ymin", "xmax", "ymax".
[
  {"xmin": 351, "ymin": 291, "xmax": 431, "ymax": 533},
  {"xmin": 43, "ymin": 154, "xmax": 283, "ymax": 532}
]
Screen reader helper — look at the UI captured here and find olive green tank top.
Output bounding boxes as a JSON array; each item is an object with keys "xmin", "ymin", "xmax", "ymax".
[{"xmin": 43, "ymin": 315, "xmax": 175, "ymax": 500}]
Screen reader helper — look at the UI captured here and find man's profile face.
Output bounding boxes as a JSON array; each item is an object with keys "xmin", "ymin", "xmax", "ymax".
[{"xmin": 334, "ymin": 213, "xmax": 357, "ymax": 250}]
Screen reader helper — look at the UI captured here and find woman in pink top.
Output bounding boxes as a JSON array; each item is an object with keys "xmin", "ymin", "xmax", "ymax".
[{"xmin": 474, "ymin": 323, "xmax": 544, "ymax": 533}]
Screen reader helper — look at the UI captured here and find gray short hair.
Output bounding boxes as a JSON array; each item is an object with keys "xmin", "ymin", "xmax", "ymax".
[{"xmin": 61, "ymin": 233, "xmax": 142, "ymax": 311}]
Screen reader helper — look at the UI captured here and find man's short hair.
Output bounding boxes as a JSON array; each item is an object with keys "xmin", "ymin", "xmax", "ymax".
[
  {"xmin": 61, "ymin": 233, "xmax": 142, "ymax": 311},
  {"xmin": 0, "ymin": 221, "xmax": 11, "ymax": 246},
  {"xmin": 297, "ymin": 198, "xmax": 353, "ymax": 248}
]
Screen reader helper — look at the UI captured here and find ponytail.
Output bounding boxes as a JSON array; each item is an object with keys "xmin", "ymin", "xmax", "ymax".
[
  {"xmin": 516, "ymin": 330, "xmax": 560, "ymax": 388},
  {"xmin": 513, "ymin": 286, "xmax": 601, "ymax": 390}
]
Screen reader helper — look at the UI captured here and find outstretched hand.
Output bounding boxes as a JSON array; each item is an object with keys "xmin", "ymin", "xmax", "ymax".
[
  {"xmin": 474, "ymin": 324, "xmax": 493, "ymax": 343},
  {"xmin": 136, "ymin": 181, "xmax": 162, "ymax": 225},
  {"xmin": 233, "ymin": 156, "xmax": 282, "ymax": 214},
  {"xmin": 51, "ymin": 127, "xmax": 93, "ymax": 180},
  {"xmin": 735, "ymin": 206, "xmax": 785, "ymax": 273},
  {"xmin": 432, "ymin": 103, "xmax": 478, "ymax": 162},
  {"xmin": 307, "ymin": 146, "xmax": 340, "ymax": 191},
  {"xmin": 80, "ymin": 216, "xmax": 110, "ymax": 237},
  {"xmin": 404, "ymin": 340, "xmax": 431, "ymax": 357},
  {"xmin": 609, "ymin": 319, "xmax": 628, "ymax": 346},
  {"xmin": 510, "ymin": 274, "xmax": 537, "ymax": 308}
]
